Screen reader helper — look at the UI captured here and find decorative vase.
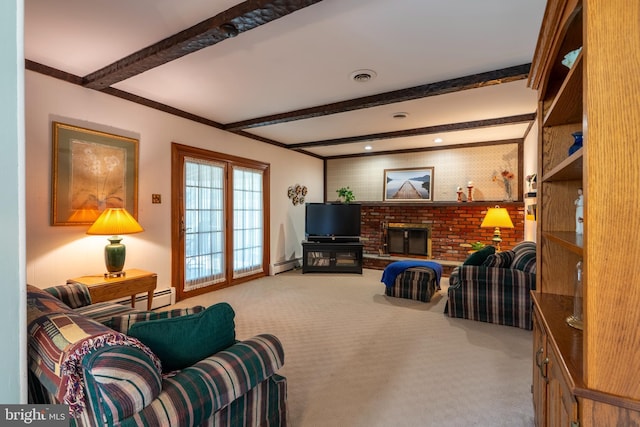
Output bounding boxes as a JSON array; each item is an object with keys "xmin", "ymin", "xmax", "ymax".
[
  {"xmin": 504, "ymin": 180, "xmax": 513, "ymax": 202},
  {"xmin": 566, "ymin": 260, "xmax": 584, "ymax": 330},
  {"xmin": 568, "ymin": 131, "xmax": 583, "ymax": 155}
]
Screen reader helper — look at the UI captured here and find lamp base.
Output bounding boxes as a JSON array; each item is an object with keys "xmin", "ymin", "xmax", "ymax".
[
  {"xmin": 492, "ymin": 227, "xmax": 503, "ymax": 252},
  {"xmin": 105, "ymin": 236, "xmax": 127, "ymax": 276},
  {"xmin": 104, "ymin": 271, "xmax": 126, "ymax": 279}
]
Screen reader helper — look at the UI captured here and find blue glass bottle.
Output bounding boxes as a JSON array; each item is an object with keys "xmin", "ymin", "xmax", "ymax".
[{"xmin": 568, "ymin": 131, "xmax": 583, "ymax": 155}]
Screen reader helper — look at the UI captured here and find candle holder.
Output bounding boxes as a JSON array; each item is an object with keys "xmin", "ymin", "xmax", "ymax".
[
  {"xmin": 456, "ymin": 187, "xmax": 464, "ymax": 202},
  {"xmin": 466, "ymin": 183, "xmax": 474, "ymax": 202}
]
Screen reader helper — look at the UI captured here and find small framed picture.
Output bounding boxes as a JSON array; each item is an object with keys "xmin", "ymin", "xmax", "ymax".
[{"xmin": 383, "ymin": 167, "xmax": 434, "ymax": 202}]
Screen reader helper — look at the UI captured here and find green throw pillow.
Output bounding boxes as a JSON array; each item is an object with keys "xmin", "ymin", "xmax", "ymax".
[
  {"xmin": 128, "ymin": 302, "xmax": 236, "ymax": 372},
  {"xmin": 109, "ymin": 306, "xmax": 206, "ymax": 333},
  {"xmin": 463, "ymin": 245, "xmax": 496, "ymax": 266}
]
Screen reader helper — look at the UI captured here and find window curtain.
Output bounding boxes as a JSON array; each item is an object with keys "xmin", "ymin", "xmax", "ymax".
[
  {"xmin": 232, "ymin": 166, "xmax": 264, "ymax": 278},
  {"xmin": 184, "ymin": 157, "xmax": 225, "ymax": 291}
]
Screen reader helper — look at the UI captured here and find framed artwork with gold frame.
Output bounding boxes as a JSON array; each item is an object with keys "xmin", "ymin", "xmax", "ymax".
[{"xmin": 51, "ymin": 121, "xmax": 138, "ymax": 225}]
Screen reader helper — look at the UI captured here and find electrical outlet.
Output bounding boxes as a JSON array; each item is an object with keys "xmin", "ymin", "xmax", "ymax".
[{"xmin": 152, "ymin": 194, "xmax": 161, "ymax": 204}]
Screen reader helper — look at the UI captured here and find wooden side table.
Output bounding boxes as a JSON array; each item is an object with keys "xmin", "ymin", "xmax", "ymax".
[{"xmin": 67, "ymin": 268, "xmax": 157, "ymax": 310}]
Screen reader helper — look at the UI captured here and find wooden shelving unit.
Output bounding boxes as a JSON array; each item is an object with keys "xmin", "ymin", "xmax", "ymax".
[
  {"xmin": 529, "ymin": 1, "xmax": 640, "ymax": 426},
  {"xmin": 542, "ymin": 53, "xmax": 583, "ymax": 127}
]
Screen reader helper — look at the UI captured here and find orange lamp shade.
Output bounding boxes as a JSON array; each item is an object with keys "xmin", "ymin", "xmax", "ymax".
[{"xmin": 87, "ymin": 208, "xmax": 143, "ymax": 236}]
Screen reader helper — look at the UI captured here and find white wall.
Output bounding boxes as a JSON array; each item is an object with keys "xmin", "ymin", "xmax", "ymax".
[
  {"xmin": 25, "ymin": 71, "xmax": 323, "ymax": 289},
  {"xmin": 327, "ymin": 143, "xmax": 520, "ymax": 202},
  {"xmin": 523, "ymin": 119, "xmax": 539, "ymax": 242},
  {"xmin": 1, "ymin": 0, "xmax": 26, "ymax": 403}
]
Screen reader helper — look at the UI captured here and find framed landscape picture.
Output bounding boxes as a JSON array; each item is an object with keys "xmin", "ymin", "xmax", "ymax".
[
  {"xmin": 383, "ymin": 167, "xmax": 434, "ymax": 202},
  {"xmin": 51, "ymin": 121, "xmax": 139, "ymax": 225}
]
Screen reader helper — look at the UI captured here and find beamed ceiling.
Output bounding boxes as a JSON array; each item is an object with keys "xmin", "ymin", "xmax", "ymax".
[{"xmin": 24, "ymin": 0, "xmax": 546, "ymax": 159}]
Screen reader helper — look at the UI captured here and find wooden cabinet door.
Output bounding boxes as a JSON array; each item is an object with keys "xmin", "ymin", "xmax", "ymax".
[
  {"xmin": 547, "ymin": 344, "xmax": 578, "ymax": 427},
  {"xmin": 532, "ymin": 307, "xmax": 548, "ymax": 427}
]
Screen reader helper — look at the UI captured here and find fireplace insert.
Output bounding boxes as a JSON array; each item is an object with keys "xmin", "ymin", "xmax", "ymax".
[{"xmin": 384, "ymin": 223, "xmax": 431, "ymax": 257}]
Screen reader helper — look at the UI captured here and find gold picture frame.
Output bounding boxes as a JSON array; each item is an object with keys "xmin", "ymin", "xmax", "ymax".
[
  {"xmin": 383, "ymin": 167, "xmax": 434, "ymax": 201},
  {"xmin": 51, "ymin": 121, "xmax": 138, "ymax": 225}
]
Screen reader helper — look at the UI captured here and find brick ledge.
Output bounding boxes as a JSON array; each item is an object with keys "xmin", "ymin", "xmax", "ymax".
[{"xmin": 363, "ymin": 253, "xmax": 461, "ymax": 276}]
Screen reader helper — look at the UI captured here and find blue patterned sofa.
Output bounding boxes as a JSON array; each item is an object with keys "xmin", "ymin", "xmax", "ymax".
[
  {"xmin": 27, "ymin": 283, "xmax": 287, "ymax": 426},
  {"xmin": 444, "ymin": 241, "xmax": 537, "ymax": 330}
]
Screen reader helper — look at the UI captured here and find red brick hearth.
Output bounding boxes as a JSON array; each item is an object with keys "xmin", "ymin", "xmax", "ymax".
[{"xmin": 360, "ymin": 202, "xmax": 524, "ymax": 272}]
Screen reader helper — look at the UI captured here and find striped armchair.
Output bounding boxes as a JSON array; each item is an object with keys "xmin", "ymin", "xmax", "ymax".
[
  {"xmin": 444, "ymin": 241, "xmax": 537, "ymax": 330},
  {"xmin": 27, "ymin": 284, "xmax": 287, "ymax": 426}
]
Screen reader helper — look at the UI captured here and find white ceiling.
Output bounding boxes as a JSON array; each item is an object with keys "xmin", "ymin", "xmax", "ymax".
[{"xmin": 24, "ymin": 0, "xmax": 546, "ymax": 158}]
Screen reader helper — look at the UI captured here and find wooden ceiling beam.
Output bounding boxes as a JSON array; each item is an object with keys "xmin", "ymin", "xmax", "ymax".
[
  {"xmin": 224, "ymin": 64, "xmax": 531, "ymax": 131},
  {"xmin": 82, "ymin": 0, "xmax": 324, "ymax": 90},
  {"xmin": 325, "ymin": 138, "xmax": 523, "ymax": 160},
  {"xmin": 286, "ymin": 113, "xmax": 536, "ymax": 149}
]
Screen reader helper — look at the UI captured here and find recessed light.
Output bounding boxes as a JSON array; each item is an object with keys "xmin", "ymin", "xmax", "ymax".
[
  {"xmin": 350, "ymin": 69, "xmax": 377, "ymax": 83},
  {"xmin": 392, "ymin": 112, "xmax": 409, "ymax": 119},
  {"xmin": 434, "ymin": 137, "xmax": 443, "ymax": 143},
  {"xmin": 364, "ymin": 145, "xmax": 372, "ymax": 151}
]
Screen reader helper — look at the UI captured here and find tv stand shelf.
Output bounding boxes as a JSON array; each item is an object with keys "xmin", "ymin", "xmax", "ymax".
[{"xmin": 302, "ymin": 241, "xmax": 363, "ymax": 274}]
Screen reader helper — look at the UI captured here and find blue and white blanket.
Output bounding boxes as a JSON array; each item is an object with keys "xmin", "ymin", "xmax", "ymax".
[{"xmin": 380, "ymin": 261, "xmax": 443, "ymax": 288}]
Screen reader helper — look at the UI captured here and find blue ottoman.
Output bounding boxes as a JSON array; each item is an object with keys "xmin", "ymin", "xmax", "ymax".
[{"xmin": 381, "ymin": 261, "xmax": 442, "ymax": 303}]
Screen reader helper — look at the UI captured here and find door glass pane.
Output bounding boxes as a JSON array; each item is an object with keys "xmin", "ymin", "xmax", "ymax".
[
  {"xmin": 233, "ymin": 167, "xmax": 263, "ymax": 278},
  {"xmin": 184, "ymin": 158, "xmax": 225, "ymax": 290}
]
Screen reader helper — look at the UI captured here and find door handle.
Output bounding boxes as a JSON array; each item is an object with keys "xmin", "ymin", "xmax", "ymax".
[
  {"xmin": 535, "ymin": 347, "xmax": 544, "ymax": 368},
  {"xmin": 535, "ymin": 347, "xmax": 549, "ymax": 381},
  {"xmin": 540, "ymin": 357, "xmax": 549, "ymax": 381},
  {"xmin": 180, "ymin": 217, "xmax": 191, "ymax": 234}
]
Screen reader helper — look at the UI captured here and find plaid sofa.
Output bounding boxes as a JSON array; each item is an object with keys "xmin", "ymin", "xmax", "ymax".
[
  {"xmin": 444, "ymin": 241, "xmax": 537, "ymax": 330},
  {"xmin": 27, "ymin": 283, "xmax": 287, "ymax": 426}
]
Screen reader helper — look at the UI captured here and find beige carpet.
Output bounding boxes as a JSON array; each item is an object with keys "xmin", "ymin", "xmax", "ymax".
[{"xmin": 168, "ymin": 268, "xmax": 534, "ymax": 427}]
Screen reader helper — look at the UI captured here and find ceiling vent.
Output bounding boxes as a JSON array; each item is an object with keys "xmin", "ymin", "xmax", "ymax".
[
  {"xmin": 350, "ymin": 69, "xmax": 377, "ymax": 83},
  {"xmin": 392, "ymin": 112, "xmax": 409, "ymax": 119}
]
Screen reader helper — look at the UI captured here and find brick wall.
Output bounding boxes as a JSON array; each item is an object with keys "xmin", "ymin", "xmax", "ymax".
[{"xmin": 360, "ymin": 202, "xmax": 524, "ymax": 263}]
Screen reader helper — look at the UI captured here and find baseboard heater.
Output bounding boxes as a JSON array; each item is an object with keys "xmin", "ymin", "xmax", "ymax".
[
  {"xmin": 112, "ymin": 287, "xmax": 176, "ymax": 311},
  {"xmin": 271, "ymin": 258, "xmax": 301, "ymax": 275}
]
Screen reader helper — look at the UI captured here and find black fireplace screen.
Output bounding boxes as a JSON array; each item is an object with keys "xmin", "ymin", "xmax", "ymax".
[{"xmin": 385, "ymin": 223, "xmax": 431, "ymax": 257}]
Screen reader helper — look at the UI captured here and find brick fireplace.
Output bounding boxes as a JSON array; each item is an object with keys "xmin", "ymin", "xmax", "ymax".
[{"xmin": 360, "ymin": 202, "xmax": 524, "ymax": 270}]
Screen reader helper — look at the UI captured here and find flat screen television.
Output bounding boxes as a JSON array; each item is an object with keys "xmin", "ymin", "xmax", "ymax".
[{"xmin": 305, "ymin": 203, "xmax": 361, "ymax": 242}]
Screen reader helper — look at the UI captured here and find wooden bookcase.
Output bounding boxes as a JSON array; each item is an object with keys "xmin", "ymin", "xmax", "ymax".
[{"xmin": 529, "ymin": 0, "xmax": 640, "ymax": 425}]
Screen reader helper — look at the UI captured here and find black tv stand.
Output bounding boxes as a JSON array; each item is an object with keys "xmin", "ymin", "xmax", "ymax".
[{"xmin": 302, "ymin": 240, "xmax": 363, "ymax": 274}]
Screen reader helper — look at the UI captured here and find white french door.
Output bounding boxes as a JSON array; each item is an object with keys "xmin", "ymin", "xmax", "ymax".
[{"xmin": 172, "ymin": 143, "xmax": 269, "ymax": 300}]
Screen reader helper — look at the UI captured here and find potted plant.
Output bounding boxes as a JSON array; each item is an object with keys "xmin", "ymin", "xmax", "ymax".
[
  {"xmin": 336, "ymin": 187, "xmax": 355, "ymax": 203},
  {"xmin": 461, "ymin": 241, "xmax": 487, "ymax": 252}
]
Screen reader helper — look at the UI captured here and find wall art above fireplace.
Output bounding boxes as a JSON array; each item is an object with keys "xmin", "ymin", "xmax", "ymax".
[{"xmin": 383, "ymin": 167, "xmax": 433, "ymax": 202}]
